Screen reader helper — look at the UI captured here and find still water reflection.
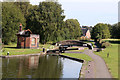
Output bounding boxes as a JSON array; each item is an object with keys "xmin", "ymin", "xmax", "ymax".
[{"xmin": 2, "ymin": 55, "xmax": 82, "ymax": 78}]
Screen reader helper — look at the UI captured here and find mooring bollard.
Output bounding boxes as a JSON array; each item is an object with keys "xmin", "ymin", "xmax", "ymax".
[
  {"xmin": 107, "ymin": 53, "xmax": 109, "ymax": 58},
  {"xmin": 7, "ymin": 52, "xmax": 9, "ymax": 55},
  {"xmin": 89, "ymin": 64, "xmax": 90, "ymax": 66},
  {"xmin": 88, "ymin": 70, "xmax": 90, "ymax": 73},
  {"xmin": 43, "ymin": 48, "xmax": 45, "ymax": 52}
]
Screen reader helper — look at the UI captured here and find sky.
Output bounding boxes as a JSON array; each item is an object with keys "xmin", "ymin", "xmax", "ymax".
[
  {"xmin": 28, "ymin": 0, "xmax": 119, "ymax": 26},
  {"xmin": 119, "ymin": 1, "xmax": 120, "ymax": 22}
]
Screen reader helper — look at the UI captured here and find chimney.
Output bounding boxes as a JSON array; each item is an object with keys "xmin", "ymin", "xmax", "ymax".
[{"xmin": 19, "ymin": 23, "xmax": 22, "ymax": 32}]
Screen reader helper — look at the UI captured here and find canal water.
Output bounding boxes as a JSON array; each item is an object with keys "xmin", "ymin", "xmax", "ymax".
[{"xmin": 2, "ymin": 55, "xmax": 82, "ymax": 78}]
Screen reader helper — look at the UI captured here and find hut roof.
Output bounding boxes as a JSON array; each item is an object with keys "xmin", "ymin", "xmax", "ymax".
[{"xmin": 16, "ymin": 29, "xmax": 32, "ymax": 36}]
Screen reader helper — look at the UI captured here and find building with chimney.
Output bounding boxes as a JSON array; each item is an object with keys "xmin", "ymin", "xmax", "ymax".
[{"xmin": 16, "ymin": 24, "xmax": 40, "ymax": 48}]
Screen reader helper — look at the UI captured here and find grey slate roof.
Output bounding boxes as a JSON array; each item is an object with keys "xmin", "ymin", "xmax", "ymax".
[
  {"xmin": 81, "ymin": 28, "xmax": 88, "ymax": 36},
  {"xmin": 16, "ymin": 29, "xmax": 32, "ymax": 36}
]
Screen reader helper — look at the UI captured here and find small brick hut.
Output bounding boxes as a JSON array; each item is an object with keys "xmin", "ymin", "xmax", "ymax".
[{"xmin": 16, "ymin": 24, "xmax": 39, "ymax": 48}]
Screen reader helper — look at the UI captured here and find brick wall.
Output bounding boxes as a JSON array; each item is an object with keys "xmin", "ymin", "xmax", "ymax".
[
  {"xmin": 17, "ymin": 34, "xmax": 39, "ymax": 48},
  {"xmin": 25, "ymin": 37, "xmax": 30, "ymax": 48}
]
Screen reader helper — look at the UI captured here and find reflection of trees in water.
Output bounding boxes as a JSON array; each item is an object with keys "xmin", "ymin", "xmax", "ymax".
[
  {"xmin": 2, "ymin": 55, "xmax": 63, "ymax": 78},
  {"xmin": 17, "ymin": 56, "xmax": 40, "ymax": 78},
  {"xmin": 2, "ymin": 58, "xmax": 21, "ymax": 78},
  {"xmin": 33, "ymin": 55, "xmax": 63, "ymax": 78}
]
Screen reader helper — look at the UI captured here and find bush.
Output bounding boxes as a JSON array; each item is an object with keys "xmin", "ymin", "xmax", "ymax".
[
  {"xmin": 79, "ymin": 36, "xmax": 91, "ymax": 41},
  {"xmin": 91, "ymin": 42, "xmax": 94, "ymax": 45},
  {"xmin": 101, "ymin": 42, "xmax": 111, "ymax": 48}
]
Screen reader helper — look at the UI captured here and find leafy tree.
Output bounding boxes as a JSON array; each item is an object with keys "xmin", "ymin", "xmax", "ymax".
[
  {"xmin": 2, "ymin": 1, "xmax": 83, "ymax": 44},
  {"xmin": 91, "ymin": 23, "xmax": 110, "ymax": 39},
  {"xmin": 110, "ymin": 23, "xmax": 117, "ymax": 38},
  {"xmin": 118, "ymin": 22, "xmax": 120, "ymax": 38},
  {"xmin": 111, "ymin": 23, "xmax": 120, "ymax": 39},
  {"xmin": 26, "ymin": 1, "xmax": 65, "ymax": 43},
  {"xmin": 14, "ymin": 1, "xmax": 32, "ymax": 19},
  {"xmin": 2, "ymin": 2, "xmax": 26, "ymax": 44},
  {"xmin": 107, "ymin": 24, "xmax": 112, "ymax": 37},
  {"xmin": 65, "ymin": 19, "xmax": 82, "ymax": 39}
]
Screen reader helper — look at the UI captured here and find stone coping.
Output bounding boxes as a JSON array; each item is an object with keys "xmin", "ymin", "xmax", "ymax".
[{"xmin": 0, "ymin": 53, "xmax": 43, "ymax": 58}]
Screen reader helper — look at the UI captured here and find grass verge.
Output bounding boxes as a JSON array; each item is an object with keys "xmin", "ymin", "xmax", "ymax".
[
  {"xmin": 94, "ymin": 39, "xmax": 118, "ymax": 78},
  {"xmin": 2, "ymin": 43, "xmax": 56, "ymax": 56},
  {"xmin": 62, "ymin": 53, "xmax": 92, "ymax": 61}
]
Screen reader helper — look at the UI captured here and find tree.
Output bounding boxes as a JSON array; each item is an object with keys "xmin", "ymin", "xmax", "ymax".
[
  {"xmin": 26, "ymin": 1, "xmax": 65, "ymax": 43},
  {"xmin": 2, "ymin": 2, "xmax": 26, "ymax": 44},
  {"xmin": 2, "ymin": 1, "xmax": 83, "ymax": 44},
  {"xmin": 14, "ymin": 1, "xmax": 32, "ymax": 19},
  {"xmin": 65, "ymin": 19, "xmax": 82, "ymax": 39},
  {"xmin": 110, "ymin": 23, "xmax": 118, "ymax": 38},
  {"xmin": 118, "ymin": 22, "xmax": 120, "ymax": 38},
  {"xmin": 91, "ymin": 23, "xmax": 110, "ymax": 39},
  {"xmin": 111, "ymin": 23, "xmax": 120, "ymax": 39}
]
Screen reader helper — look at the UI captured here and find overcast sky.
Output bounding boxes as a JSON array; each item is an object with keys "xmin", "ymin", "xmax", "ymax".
[{"xmin": 5, "ymin": 0, "xmax": 119, "ymax": 26}]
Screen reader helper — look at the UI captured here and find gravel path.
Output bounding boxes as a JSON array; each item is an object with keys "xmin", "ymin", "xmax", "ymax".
[
  {"xmin": 82, "ymin": 49, "xmax": 112, "ymax": 78},
  {"xmin": 65, "ymin": 51, "xmax": 82, "ymax": 54},
  {"xmin": 65, "ymin": 49, "xmax": 112, "ymax": 78}
]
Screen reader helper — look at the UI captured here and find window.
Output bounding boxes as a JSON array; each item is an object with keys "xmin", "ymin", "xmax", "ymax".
[
  {"xmin": 31, "ymin": 38, "xmax": 36, "ymax": 46},
  {"xmin": 37, "ymin": 38, "xmax": 39, "ymax": 43}
]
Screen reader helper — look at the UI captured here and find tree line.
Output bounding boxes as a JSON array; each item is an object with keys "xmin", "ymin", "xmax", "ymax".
[
  {"xmin": 91, "ymin": 23, "xmax": 120, "ymax": 39},
  {"xmin": 2, "ymin": 1, "xmax": 82, "ymax": 44},
  {"xmin": 2, "ymin": 1, "xmax": 120, "ymax": 45}
]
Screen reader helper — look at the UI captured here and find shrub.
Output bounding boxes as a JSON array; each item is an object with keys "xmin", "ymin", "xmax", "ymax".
[
  {"xmin": 91, "ymin": 42, "xmax": 94, "ymax": 45},
  {"xmin": 79, "ymin": 36, "xmax": 85, "ymax": 41},
  {"xmin": 101, "ymin": 42, "xmax": 111, "ymax": 48},
  {"xmin": 79, "ymin": 36, "xmax": 91, "ymax": 41}
]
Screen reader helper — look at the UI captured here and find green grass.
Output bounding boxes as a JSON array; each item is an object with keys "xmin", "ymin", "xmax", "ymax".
[
  {"xmin": 102, "ymin": 39, "xmax": 120, "ymax": 41},
  {"xmin": 2, "ymin": 43, "xmax": 56, "ymax": 56},
  {"xmin": 39, "ymin": 43, "xmax": 55, "ymax": 49},
  {"xmin": 94, "ymin": 39, "xmax": 119, "ymax": 78},
  {"xmin": 62, "ymin": 53, "xmax": 93, "ymax": 61}
]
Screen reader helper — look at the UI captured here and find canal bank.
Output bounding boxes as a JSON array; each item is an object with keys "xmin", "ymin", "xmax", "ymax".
[
  {"xmin": 0, "ymin": 53, "xmax": 43, "ymax": 58},
  {"xmin": 61, "ymin": 49, "xmax": 113, "ymax": 78},
  {"xmin": 2, "ymin": 54, "xmax": 83, "ymax": 78},
  {"xmin": 1, "ymin": 43, "xmax": 112, "ymax": 78},
  {"xmin": 1, "ymin": 49, "xmax": 85, "ymax": 78}
]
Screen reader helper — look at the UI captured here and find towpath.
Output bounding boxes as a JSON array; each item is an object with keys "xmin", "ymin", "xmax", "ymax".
[
  {"xmin": 65, "ymin": 49, "xmax": 112, "ymax": 78},
  {"xmin": 82, "ymin": 49, "xmax": 112, "ymax": 78}
]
